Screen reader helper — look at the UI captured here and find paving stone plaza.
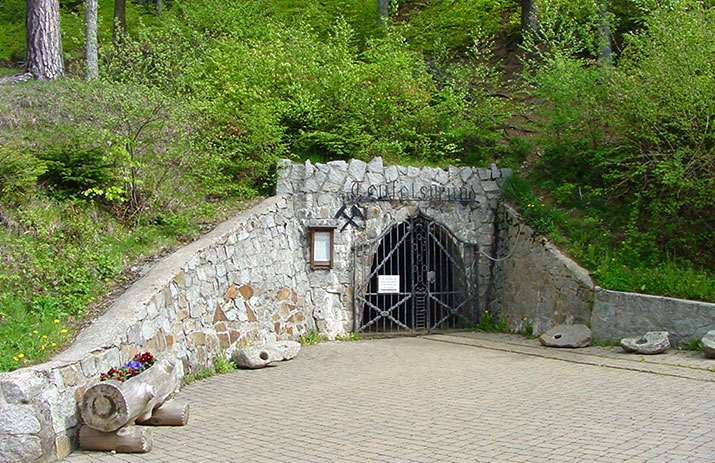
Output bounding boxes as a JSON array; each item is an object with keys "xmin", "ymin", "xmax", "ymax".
[{"xmin": 64, "ymin": 333, "xmax": 715, "ymax": 463}]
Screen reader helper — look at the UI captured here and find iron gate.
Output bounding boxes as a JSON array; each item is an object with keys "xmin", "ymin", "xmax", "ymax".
[{"xmin": 352, "ymin": 212, "xmax": 480, "ymax": 335}]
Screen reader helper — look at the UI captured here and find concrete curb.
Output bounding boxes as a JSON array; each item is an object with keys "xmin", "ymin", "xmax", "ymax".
[{"xmin": 425, "ymin": 333, "xmax": 715, "ymax": 383}]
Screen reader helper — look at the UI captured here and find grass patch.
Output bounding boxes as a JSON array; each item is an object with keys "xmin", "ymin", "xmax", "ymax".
[
  {"xmin": 519, "ymin": 322, "xmax": 535, "ymax": 339},
  {"xmin": 0, "ymin": 296, "xmax": 73, "ymax": 371},
  {"xmin": 475, "ymin": 310, "xmax": 509, "ymax": 333},
  {"xmin": 184, "ymin": 355, "xmax": 236, "ymax": 384},
  {"xmin": 299, "ymin": 331, "xmax": 328, "ymax": 345},
  {"xmin": 335, "ymin": 332, "xmax": 362, "ymax": 342},
  {"xmin": 679, "ymin": 339, "xmax": 703, "ymax": 352},
  {"xmin": 0, "ymin": 195, "xmax": 252, "ymax": 372}
]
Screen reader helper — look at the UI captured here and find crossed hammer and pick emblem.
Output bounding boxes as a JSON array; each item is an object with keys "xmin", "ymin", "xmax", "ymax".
[{"xmin": 335, "ymin": 204, "xmax": 366, "ymax": 231}]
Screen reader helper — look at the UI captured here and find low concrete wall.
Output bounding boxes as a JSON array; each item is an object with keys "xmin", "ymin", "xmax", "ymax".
[
  {"xmin": 591, "ymin": 288, "xmax": 715, "ymax": 344},
  {"xmin": 489, "ymin": 205, "xmax": 594, "ymax": 336},
  {"xmin": 0, "ymin": 196, "xmax": 316, "ymax": 463}
]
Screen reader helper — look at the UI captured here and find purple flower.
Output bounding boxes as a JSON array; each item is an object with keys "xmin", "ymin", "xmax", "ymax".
[{"xmin": 125, "ymin": 360, "xmax": 143, "ymax": 371}]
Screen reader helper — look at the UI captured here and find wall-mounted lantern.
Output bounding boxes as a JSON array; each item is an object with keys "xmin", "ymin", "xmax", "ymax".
[{"xmin": 309, "ymin": 226, "xmax": 336, "ymax": 270}]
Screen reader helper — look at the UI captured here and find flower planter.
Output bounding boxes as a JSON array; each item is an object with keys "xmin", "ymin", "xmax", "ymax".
[
  {"xmin": 79, "ymin": 358, "xmax": 188, "ymax": 453},
  {"xmin": 81, "ymin": 358, "xmax": 180, "ymax": 432}
]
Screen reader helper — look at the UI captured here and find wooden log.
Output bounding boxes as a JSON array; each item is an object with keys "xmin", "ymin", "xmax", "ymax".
[
  {"xmin": 136, "ymin": 401, "xmax": 190, "ymax": 426},
  {"xmin": 81, "ymin": 359, "xmax": 180, "ymax": 432},
  {"xmin": 79, "ymin": 425, "xmax": 153, "ymax": 453}
]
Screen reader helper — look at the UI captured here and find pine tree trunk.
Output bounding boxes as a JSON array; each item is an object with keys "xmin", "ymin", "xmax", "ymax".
[
  {"xmin": 25, "ymin": 0, "xmax": 64, "ymax": 80},
  {"xmin": 85, "ymin": 0, "xmax": 98, "ymax": 80},
  {"xmin": 113, "ymin": 0, "xmax": 127, "ymax": 44},
  {"xmin": 521, "ymin": 0, "xmax": 539, "ymax": 37},
  {"xmin": 598, "ymin": 1, "xmax": 612, "ymax": 64},
  {"xmin": 377, "ymin": 0, "xmax": 389, "ymax": 23}
]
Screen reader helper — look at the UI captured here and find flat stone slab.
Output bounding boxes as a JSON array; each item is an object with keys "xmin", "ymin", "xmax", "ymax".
[
  {"xmin": 621, "ymin": 331, "xmax": 671, "ymax": 355},
  {"xmin": 702, "ymin": 330, "xmax": 715, "ymax": 359},
  {"xmin": 538, "ymin": 324, "xmax": 592, "ymax": 348}
]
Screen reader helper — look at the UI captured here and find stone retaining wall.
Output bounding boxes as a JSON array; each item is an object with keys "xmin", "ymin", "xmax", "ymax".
[
  {"xmin": 591, "ymin": 289, "xmax": 715, "ymax": 344},
  {"xmin": 489, "ymin": 205, "xmax": 714, "ymax": 343},
  {"xmin": 0, "ymin": 158, "xmax": 514, "ymax": 463},
  {"xmin": 0, "ymin": 196, "xmax": 315, "ymax": 463},
  {"xmin": 489, "ymin": 205, "xmax": 595, "ymax": 336},
  {"xmin": 4, "ymin": 157, "xmax": 710, "ymax": 463}
]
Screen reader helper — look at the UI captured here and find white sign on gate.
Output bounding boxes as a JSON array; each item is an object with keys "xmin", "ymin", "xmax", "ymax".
[{"xmin": 378, "ymin": 275, "xmax": 400, "ymax": 294}]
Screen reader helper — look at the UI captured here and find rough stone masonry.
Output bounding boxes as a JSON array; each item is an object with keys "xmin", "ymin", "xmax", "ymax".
[
  {"xmin": 0, "ymin": 158, "xmax": 512, "ymax": 463},
  {"xmin": 277, "ymin": 157, "xmax": 513, "ymax": 337},
  {"xmin": 2, "ymin": 157, "xmax": 710, "ymax": 463}
]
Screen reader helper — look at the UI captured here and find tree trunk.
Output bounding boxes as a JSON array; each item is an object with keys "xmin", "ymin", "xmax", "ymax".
[
  {"xmin": 25, "ymin": 0, "xmax": 64, "ymax": 80},
  {"xmin": 113, "ymin": 0, "xmax": 126, "ymax": 44},
  {"xmin": 521, "ymin": 0, "xmax": 539, "ymax": 38},
  {"xmin": 85, "ymin": 0, "xmax": 98, "ymax": 80},
  {"xmin": 136, "ymin": 401, "xmax": 189, "ymax": 426},
  {"xmin": 79, "ymin": 425, "xmax": 153, "ymax": 453},
  {"xmin": 80, "ymin": 359, "xmax": 180, "ymax": 433},
  {"xmin": 377, "ymin": 0, "xmax": 389, "ymax": 24},
  {"xmin": 156, "ymin": 0, "xmax": 163, "ymax": 15},
  {"xmin": 598, "ymin": 0, "xmax": 612, "ymax": 64}
]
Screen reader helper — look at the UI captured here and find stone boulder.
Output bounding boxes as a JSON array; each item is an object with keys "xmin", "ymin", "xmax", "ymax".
[
  {"xmin": 231, "ymin": 341, "xmax": 302, "ymax": 369},
  {"xmin": 538, "ymin": 324, "xmax": 592, "ymax": 348},
  {"xmin": 620, "ymin": 331, "xmax": 671, "ymax": 355},
  {"xmin": 701, "ymin": 330, "xmax": 715, "ymax": 359},
  {"xmin": 231, "ymin": 346, "xmax": 274, "ymax": 369},
  {"xmin": 266, "ymin": 341, "xmax": 301, "ymax": 362}
]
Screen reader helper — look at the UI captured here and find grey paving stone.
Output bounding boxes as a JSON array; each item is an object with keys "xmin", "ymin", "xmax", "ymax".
[{"xmin": 61, "ymin": 334, "xmax": 715, "ymax": 463}]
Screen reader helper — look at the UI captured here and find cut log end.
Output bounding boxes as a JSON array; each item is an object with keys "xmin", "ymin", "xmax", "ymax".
[
  {"xmin": 79, "ymin": 425, "xmax": 153, "ymax": 453},
  {"xmin": 137, "ymin": 401, "xmax": 190, "ymax": 426},
  {"xmin": 80, "ymin": 382, "xmax": 130, "ymax": 433},
  {"xmin": 80, "ymin": 359, "xmax": 179, "ymax": 432}
]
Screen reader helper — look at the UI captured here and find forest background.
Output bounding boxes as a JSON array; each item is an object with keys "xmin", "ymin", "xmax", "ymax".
[{"xmin": 0, "ymin": 0, "xmax": 713, "ymax": 371}]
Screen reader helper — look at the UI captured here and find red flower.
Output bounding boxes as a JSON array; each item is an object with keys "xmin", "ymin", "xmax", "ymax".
[{"xmin": 100, "ymin": 352, "xmax": 155, "ymax": 382}]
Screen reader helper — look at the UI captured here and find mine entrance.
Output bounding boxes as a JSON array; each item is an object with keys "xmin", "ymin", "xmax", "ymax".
[{"xmin": 353, "ymin": 212, "xmax": 480, "ymax": 335}]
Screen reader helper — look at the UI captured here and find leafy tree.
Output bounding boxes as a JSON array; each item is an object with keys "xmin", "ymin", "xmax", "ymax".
[{"xmin": 524, "ymin": 0, "xmax": 715, "ymax": 266}]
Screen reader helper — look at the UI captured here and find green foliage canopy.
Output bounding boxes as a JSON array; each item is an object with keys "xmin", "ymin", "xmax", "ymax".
[{"xmin": 524, "ymin": 0, "xmax": 715, "ymax": 268}]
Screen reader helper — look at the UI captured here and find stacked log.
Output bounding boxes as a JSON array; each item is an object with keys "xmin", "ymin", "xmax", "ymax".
[{"xmin": 79, "ymin": 358, "xmax": 189, "ymax": 453}]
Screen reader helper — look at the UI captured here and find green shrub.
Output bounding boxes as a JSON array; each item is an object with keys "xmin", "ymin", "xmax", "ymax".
[
  {"xmin": 189, "ymin": 19, "xmax": 505, "ymax": 179},
  {"xmin": 523, "ymin": 1, "xmax": 715, "ymax": 269},
  {"xmin": 399, "ymin": 0, "xmax": 519, "ymax": 55},
  {"xmin": 38, "ymin": 145, "xmax": 121, "ymax": 200},
  {"xmin": 0, "ymin": 145, "xmax": 46, "ymax": 202}
]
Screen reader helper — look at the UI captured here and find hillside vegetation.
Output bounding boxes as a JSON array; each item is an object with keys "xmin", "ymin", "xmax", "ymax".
[{"xmin": 0, "ymin": 0, "xmax": 713, "ymax": 371}]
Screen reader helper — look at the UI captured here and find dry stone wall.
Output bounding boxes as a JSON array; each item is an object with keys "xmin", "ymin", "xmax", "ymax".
[
  {"xmin": 490, "ymin": 205, "xmax": 715, "ymax": 343},
  {"xmin": 2, "ymin": 156, "xmax": 712, "ymax": 463},
  {"xmin": 0, "ymin": 158, "xmax": 514, "ymax": 463}
]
